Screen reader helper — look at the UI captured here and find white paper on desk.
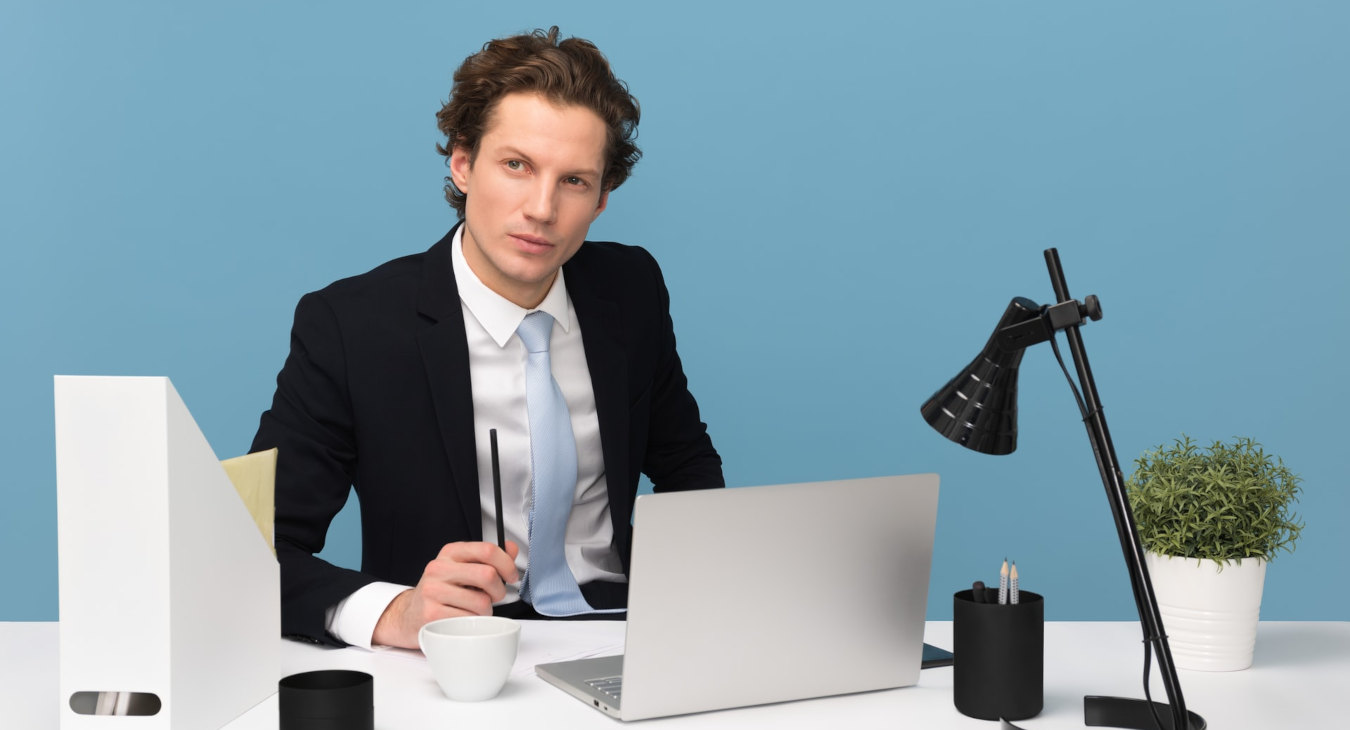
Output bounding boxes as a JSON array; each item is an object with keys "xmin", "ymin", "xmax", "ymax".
[
  {"xmin": 512, "ymin": 620, "xmax": 625, "ymax": 679},
  {"xmin": 371, "ymin": 620, "xmax": 625, "ymax": 680},
  {"xmin": 370, "ymin": 645, "xmax": 426, "ymax": 663}
]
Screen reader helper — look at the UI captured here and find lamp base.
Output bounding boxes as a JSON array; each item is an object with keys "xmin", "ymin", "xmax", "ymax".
[{"xmin": 1085, "ymin": 695, "xmax": 1207, "ymax": 730}]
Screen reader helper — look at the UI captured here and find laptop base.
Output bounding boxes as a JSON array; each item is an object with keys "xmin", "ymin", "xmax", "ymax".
[{"xmin": 537, "ymin": 655, "xmax": 625, "ymax": 718}]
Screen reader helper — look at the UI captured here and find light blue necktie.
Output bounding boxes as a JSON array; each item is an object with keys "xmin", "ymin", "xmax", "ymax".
[{"xmin": 516, "ymin": 311, "xmax": 594, "ymax": 615}]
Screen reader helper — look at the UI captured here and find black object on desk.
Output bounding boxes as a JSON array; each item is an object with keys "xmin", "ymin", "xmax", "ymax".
[
  {"xmin": 279, "ymin": 670, "xmax": 373, "ymax": 730},
  {"xmin": 953, "ymin": 588, "xmax": 1043, "ymax": 722},
  {"xmin": 922, "ymin": 642, "xmax": 955, "ymax": 669}
]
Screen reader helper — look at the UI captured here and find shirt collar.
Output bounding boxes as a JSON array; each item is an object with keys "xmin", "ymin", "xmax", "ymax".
[{"xmin": 451, "ymin": 226, "xmax": 573, "ymax": 348}]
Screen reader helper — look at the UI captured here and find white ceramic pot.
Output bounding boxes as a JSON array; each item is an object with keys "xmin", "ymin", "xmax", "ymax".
[{"xmin": 1145, "ymin": 551, "xmax": 1267, "ymax": 671}]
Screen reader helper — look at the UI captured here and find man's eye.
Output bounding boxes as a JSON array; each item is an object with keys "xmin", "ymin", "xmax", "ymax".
[
  {"xmin": 565, "ymin": 176, "xmax": 585, "ymax": 187},
  {"xmin": 506, "ymin": 160, "xmax": 524, "ymax": 171}
]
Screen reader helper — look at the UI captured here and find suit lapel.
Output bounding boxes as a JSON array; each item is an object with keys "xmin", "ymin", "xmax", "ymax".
[
  {"xmin": 415, "ymin": 227, "xmax": 483, "ymax": 540},
  {"xmin": 566, "ymin": 258, "xmax": 632, "ymax": 543}
]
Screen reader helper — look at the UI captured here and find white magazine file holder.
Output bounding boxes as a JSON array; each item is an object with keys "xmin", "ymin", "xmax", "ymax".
[{"xmin": 55, "ymin": 376, "xmax": 279, "ymax": 729}]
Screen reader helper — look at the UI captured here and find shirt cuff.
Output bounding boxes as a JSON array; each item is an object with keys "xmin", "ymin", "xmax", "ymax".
[{"xmin": 324, "ymin": 581, "xmax": 411, "ymax": 650}]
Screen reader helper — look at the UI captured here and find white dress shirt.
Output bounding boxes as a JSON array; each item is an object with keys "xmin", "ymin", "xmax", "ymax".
[{"xmin": 326, "ymin": 228, "xmax": 625, "ymax": 647}]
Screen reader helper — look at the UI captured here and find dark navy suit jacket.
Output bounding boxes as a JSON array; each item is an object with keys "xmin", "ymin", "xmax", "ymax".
[{"xmin": 251, "ymin": 226, "xmax": 724, "ymax": 645}]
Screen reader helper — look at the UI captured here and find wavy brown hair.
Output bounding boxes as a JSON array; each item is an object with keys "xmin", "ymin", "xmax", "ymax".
[{"xmin": 436, "ymin": 26, "xmax": 642, "ymax": 218}]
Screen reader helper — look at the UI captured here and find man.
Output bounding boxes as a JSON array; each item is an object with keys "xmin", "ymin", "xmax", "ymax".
[{"xmin": 251, "ymin": 27, "xmax": 724, "ymax": 649}]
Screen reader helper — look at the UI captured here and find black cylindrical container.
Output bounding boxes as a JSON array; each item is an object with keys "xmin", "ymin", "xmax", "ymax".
[
  {"xmin": 952, "ymin": 589, "xmax": 1043, "ymax": 721},
  {"xmin": 279, "ymin": 670, "xmax": 373, "ymax": 730}
]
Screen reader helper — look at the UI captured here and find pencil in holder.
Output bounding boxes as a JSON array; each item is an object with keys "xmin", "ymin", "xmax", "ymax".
[{"xmin": 952, "ymin": 588, "xmax": 1044, "ymax": 722}]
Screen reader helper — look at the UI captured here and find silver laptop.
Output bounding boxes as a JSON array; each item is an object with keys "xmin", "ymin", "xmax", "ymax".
[{"xmin": 536, "ymin": 474, "xmax": 940, "ymax": 721}]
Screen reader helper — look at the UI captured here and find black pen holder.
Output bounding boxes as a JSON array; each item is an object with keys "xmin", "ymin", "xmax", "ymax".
[
  {"xmin": 279, "ymin": 670, "xmax": 374, "ymax": 730},
  {"xmin": 952, "ymin": 589, "xmax": 1043, "ymax": 722}
]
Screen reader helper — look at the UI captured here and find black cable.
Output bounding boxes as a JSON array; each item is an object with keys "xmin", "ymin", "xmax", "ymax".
[
  {"xmin": 1048, "ymin": 333, "xmax": 1089, "ymax": 419},
  {"xmin": 1141, "ymin": 641, "xmax": 1166, "ymax": 730}
]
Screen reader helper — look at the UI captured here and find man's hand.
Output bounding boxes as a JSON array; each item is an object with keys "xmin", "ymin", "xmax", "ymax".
[{"xmin": 372, "ymin": 540, "xmax": 520, "ymax": 649}]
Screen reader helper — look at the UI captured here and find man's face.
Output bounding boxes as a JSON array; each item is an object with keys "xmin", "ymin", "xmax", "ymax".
[{"xmin": 451, "ymin": 92, "xmax": 610, "ymax": 309}]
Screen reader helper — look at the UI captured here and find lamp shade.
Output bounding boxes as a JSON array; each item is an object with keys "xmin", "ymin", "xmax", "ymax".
[{"xmin": 920, "ymin": 297, "xmax": 1042, "ymax": 455}]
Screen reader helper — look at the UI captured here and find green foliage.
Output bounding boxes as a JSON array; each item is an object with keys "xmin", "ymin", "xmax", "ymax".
[{"xmin": 1126, "ymin": 435, "xmax": 1303, "ymax": 564}]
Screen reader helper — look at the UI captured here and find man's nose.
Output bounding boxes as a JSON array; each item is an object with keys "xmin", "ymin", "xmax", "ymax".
[{"xmin": 523, "ymin": 180, "xmax": 557, "ymax": 224}]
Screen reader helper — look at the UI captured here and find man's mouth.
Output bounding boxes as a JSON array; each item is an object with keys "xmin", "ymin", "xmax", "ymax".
[{"xmin": 510, "ymin": 233, "xmax": 554, "ymax": 253}]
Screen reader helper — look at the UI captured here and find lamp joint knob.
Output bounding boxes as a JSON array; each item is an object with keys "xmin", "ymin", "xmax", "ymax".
[{"xmin": 1082, "ymin": 295, "xmax": 1103, "ymax": 321}]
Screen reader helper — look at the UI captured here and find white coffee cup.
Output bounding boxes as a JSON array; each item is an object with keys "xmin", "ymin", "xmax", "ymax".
[{"xmin": 418, "ymin": 616, "xmax": 521, "ymax": 701}]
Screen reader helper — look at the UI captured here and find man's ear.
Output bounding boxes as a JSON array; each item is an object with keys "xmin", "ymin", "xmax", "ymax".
[
  {"xmin": 449, "ymin": 146, "xmax": 472, "ymax": 193},
  {"xmin": 591, "ymin": 189, "xmax": 610, "ymax": 221}
]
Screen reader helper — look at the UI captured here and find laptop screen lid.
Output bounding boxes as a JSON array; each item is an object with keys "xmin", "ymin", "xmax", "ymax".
[{"xmin": 612, "ymin": 473, "xmax": 939, "ymax": 720}]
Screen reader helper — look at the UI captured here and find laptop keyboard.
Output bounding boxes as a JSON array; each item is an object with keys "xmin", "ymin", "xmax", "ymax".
[{"xmin": 586, "ymin": 675, "xmax": 623, "ymax": 703}]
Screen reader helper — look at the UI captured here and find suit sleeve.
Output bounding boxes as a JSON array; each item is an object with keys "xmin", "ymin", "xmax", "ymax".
[
  {"xmin": 251, "ymin": 291, "xmax": 378, "ymax": 646},
  {"xmin": 638, "ymin": 252, "xmax": 726, "ymax": 492}
]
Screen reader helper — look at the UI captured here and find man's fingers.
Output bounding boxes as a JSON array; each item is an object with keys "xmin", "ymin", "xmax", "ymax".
[
  {"xmin": 421, "ymin": 563, "xmax": 508, "ymax": 604},
  {"xmin": 435, "ymin": 541, "xmax": 519, "ymax": 583},
  {"xmin": 427, "ymin": 583, "xmax": 496, "ymax": 617}
]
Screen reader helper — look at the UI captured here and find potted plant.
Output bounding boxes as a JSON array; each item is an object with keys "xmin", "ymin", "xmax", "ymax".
[{"xmin": 1126, "ymin": 435, "xmax": 1303, "ymax": 671}]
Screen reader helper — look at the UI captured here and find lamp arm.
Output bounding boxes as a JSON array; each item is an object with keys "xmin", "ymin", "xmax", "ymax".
[{"xmin": 1042, "ymin": 249, "xmax": 1203, "ymax": 730}]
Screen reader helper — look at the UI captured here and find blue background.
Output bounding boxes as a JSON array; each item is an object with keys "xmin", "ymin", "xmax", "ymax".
[{"xmin": 3, "ymin": 1, "xmax": 1347, "ymax": 623}]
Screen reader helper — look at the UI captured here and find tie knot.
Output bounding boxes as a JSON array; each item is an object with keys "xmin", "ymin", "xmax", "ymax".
[{"xmin": 517, "ymin": 311, "xmax": 556, "ymax": 354}]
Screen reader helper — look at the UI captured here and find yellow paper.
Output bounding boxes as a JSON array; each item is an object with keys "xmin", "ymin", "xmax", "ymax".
[{"xmin": 220, "ymin": 448, "xmax": 277, "ymax": 556}]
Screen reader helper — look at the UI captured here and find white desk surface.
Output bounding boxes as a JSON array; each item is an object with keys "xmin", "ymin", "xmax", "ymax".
[{"xmin": 5, "ymin": 621, "xmax": 1346, "ymax": 729}]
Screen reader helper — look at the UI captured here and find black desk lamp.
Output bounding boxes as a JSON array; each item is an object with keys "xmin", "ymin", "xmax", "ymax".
[{"xmin": 920, "ymin": 249, "xmax": 1206, "ymax": 730}]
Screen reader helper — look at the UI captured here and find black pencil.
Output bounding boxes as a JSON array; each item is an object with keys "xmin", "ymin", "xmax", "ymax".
[{"xmin": 490, "ymin": 428, "xmax": 505, "ymax": 550}]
